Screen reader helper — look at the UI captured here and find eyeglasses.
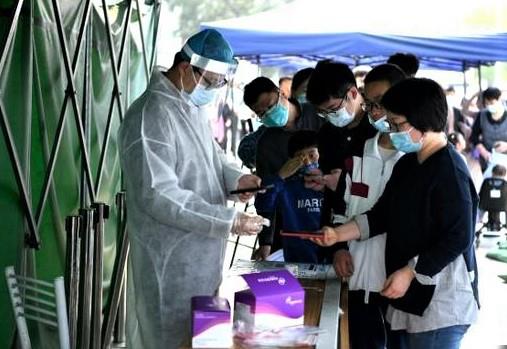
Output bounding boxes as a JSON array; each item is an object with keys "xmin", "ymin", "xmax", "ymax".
[
  {"xmin": 255, "ymin": 92, "xmax": 280, "ymax": 119},
  {"xmin": 386, "ymin": 120, "xmax": 410, "ymax": 132},
  {"xmin": 193, "ymin": 68, "xmax": 227, "ymax": 90},
  {"xmin": 317, "ymin": 90, "xmax": 349, "ymax": 118},
  {"xmin": 360, "ymin": 100, "xmax": 383, "ymax": 113}
]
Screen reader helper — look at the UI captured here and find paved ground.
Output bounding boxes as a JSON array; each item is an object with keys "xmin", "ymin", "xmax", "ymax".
[{"xmin": 462, "ymin": 234, "xmax": 507, "ymax": 348}]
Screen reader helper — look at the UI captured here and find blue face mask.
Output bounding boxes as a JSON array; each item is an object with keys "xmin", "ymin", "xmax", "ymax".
[
  {"xmin": 324, "ymin": 106, "xmax": 354, "ymax": 127},
  {"xmin": 302, "ymin": 162, "xmax": 319, "ymax": 174},
  {"xmin": 368, "ymin": 114, "xmax": 390, "ymax": 133},
  {"xmin": 189, "ymin": 83, "xmax": 218, "ymax": 106},
  {"xmin": 389, "ymin": 128, "xmax": 421, "ymax": 153},
  {"xmin": 261, "ymin": 101, "xmax": 289, "ymax": 127},
  {"xmin": 297, "ymin": 94, "xmax": 308, "ymax": 104},
  {"xmin": 487, "ymin": 103, "xmax": 499, "ymax": 114}
]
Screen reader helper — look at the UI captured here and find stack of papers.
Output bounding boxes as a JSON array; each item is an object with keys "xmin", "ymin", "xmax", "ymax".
[{"xmin": 229, "ymin": 259, "xmax": 337, "ymax": 280}]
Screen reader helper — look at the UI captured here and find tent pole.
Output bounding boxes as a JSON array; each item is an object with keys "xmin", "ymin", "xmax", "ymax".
[
  {"xmin": 94, "ymin": 0, "xmax": 133, "ymax": 195},
  {"xmin": 478, "ymin": 62, "xmax": 483, "ymax": 92},
  {"xmin": 35, "ymin": 0, "xmax": 93, "ymax": 227},
  {"xmin": 135, "ymin": 0, "xmax": 151, "ymax": 83},
  {"xmin": 0, "ymin": 0, "xmax": 39, "ymax": 248},
  {"xmin": 51, "ymin": 0, "xmax": 96, "ymax": 203},
  {"xmin": 80, "ymin": 21, "xmax": 92, "ymax": 209},
  {"xmin": 102, "ymin": 192, "xmax": 130, "ymax": 349},
  {"xmin": 77, "ymin": 208, "xmax": 95, "ymax": 349},
  {"xmin": 65, "ymin": 215, "xmax": 82, "ymax": 349},
  {"xmin": 100, "ymin": 0, "xmax": 125, "ymax": 119},
  {"xmin": 462, "ymin": 63, "xmax": 467, "ymax": 96},
  {"xmin": 91, "ymin": 202, "xmax": 110, "ymax": 349},
  {"xmin": 149, "ymin": 1, "xmax": 162, "ymax": 72}
]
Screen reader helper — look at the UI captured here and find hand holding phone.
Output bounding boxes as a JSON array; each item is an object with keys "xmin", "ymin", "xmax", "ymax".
[{"xmin": 229, "ymin": 184, "xmax": 275, "ymax": 195}]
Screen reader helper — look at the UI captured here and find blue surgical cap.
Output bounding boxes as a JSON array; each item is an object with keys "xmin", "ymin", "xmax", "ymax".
[{"xmin": 180, "ymin": 29, "xmax": 235, "ymax": 64}]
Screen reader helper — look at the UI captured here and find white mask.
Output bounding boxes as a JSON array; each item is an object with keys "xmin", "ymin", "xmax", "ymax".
[
  {"xmin": 487, "ymin": 104, "xmax": 499, "ymax": 115},
  {"xmin": 324, "ymin": 106, "xmax": 354, "ymax": 127}
]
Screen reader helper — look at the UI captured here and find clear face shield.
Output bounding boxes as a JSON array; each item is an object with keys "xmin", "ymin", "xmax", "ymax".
[{"xmin": 182, "ymin": 44, "xmax": 238, "ymax": 107}]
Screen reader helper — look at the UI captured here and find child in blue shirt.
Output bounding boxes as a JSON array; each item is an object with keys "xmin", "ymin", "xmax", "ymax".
[{"xmin": 255, "ymin": 130, "xmax": 325, "ymax": 263}]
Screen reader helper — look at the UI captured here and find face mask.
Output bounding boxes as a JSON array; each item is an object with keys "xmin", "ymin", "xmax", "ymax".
[
  {"xmin": 297, "ymin": 94, "xmax": 308, "ymax": 104},
  {"xmin": 325, "ymin": 106, "xmax": 354, "ymax": 127},
  {"xmin": 368, "ymin": 114, "xmax": 390, "ymax": 133},
  {"xmin": 188, "ymin": 83, "xmax": 218, "ymax": 107},
  {"xmin": 487, "ymin": 104, "xmax": 499, "ymax": 114},
  {"xmin": 261, "ymin": 101, "xmax": 289, "ymax": 127},
  {"xmin": 302, "ymin": 162, "xmax": 319, "ymax": 174},
  {"xmin": 389, "ymin": 128, "xmax": 422, "ymax": 153}
]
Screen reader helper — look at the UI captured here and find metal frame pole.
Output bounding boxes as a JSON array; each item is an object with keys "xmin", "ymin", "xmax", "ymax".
[
  {"xmin": 65, "ymin": 215, "xmax": 81, "ymax": 349},
  {"xmin": 102, "ymin": 192, "xmax": 130, "ymax": 349},
  {"xmin": 91, "ymin": 202, "xmax": 110, "ymax": 349},
  {"xmin": 77, "ymin": 208, "xmax": 95, "ymax": 349},
  {"xmin": 0, "ymin": 0, "xmax": 39, "ymax": 248},
  {"xmin": 51, "ymin": 0, "xmax": 96, "ymax": 204},
  {"xmin": 35, "ymin": 0, "xmax": 94, "ymax": 227},
  {"xmin": 135, "ymin": 0, "xmax": 150, "ymax": 82},
  {"xmin": 94, "ymin": 0, "xmax": 133, "ymax": 194}
]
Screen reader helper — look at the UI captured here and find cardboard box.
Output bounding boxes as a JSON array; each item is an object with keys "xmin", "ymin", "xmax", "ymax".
[
  {"xmin": 191, "ymin": 296, "xmax": 232, "ymax": 348},
  {"xmin": 233, "ymin": 269, "xmax": 305, "ymax": 333}
]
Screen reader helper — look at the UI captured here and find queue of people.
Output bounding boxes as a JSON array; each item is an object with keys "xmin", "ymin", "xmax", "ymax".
[{"xmin": 119, "ymin": 27, "xmax": 490, "ymax": 348}]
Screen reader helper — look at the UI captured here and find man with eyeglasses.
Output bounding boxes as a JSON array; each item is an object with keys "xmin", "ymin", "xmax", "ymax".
[
  {"xmin": 305, "ymin": 61, "xmax": 376, "ymax": 229},
  {"xmin": 238, "ymin": 76, "xmax": 325, "ymax": 260},
  {"xmin": 118, "ymin": 29, "xmax": 266, "ymax": 348}
]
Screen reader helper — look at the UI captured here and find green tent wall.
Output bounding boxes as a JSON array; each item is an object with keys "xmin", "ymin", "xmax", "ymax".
[{"xmin": 0, "ymin": 0, "xmax": 160, "ymax": 347}]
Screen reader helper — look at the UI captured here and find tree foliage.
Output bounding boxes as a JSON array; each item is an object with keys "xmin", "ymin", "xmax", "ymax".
[{"xmin": 166, "ymin": 0, "xmax": 293, "ymax": 40}]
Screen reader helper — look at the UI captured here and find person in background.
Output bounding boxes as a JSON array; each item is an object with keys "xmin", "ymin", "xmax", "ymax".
[
  {"xmin": 118, "ymin": 29, "xmax": 265, "ymax": 348},
  {"xmin": 305, "ymin": 60, "xmax": 376, "ymax": 228},
  {"xmin": 311, "ymin": 78, "xmax": 479, "ymax": 349},
  {"xmin": 289, "ymin": 67, "xmax": 326, "ymax": 132},
  {"xmin": 279, "ymin": 76, "xmax": 293, "ymax": 99},
  {"xmin": 239, "ymin": 76, "xmax": 324, "ymax": 260},
  {"xmin": 387, "ymin": 53, "xmax": 419, "ymax": 77},
  {"xmin": 237, "ymin": 76, "xmax": 325, "ymax": 170},
  {"xmin": 478, "ymin": 164, "xmax": 507, "ymax": 232},
  {"xmin": 353, "ymin": 65, "xmax": 372, "ymax": 94},
  {"xmin": 290, "ymin": 67, "xmax": 314, "ymax": 103},
  {"xmin": 255, "ymin": 130, "xmax": 326, "ymax": 263},
  {"xmin": 470, "ymin": 87, "xmax": 507, "ymax": 171},
  {"xmin": 332, "ymin": 63, "xmax": 406, "ymax": 349},
  {"xmin": 448, "ymin": 131, "xmax": 467, "ymax": 164}
]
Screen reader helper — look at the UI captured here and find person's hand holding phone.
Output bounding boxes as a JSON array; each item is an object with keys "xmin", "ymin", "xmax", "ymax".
[{"xmin": 235, "ymin": 174, "xmax": 262, "ymax": 202}]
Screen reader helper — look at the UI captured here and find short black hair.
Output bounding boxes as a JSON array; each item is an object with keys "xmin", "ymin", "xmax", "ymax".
[
  {"xmin": 381, "ymin": 78, "xmax": 447, "ymax": 132},
  {"xmin": 492, "ymin": 164, "xmax": 507, "ymax": 177},
  {"xmin": 306, "ymin": 60, "xmax": 355, "ymax": 106},
  {"xmin": 363, "ymin": 63, "xmax": 406, "ymax": 87},
  {"xmin": 291, "ymin": 68, "xmax": 314, "ymax": 95},
  {"xmin": 171, "ymin": 51, "xmax": 188, "ymax": 68},
  {"xmin": 243, "ymin": 77, "xmax": 278, "ymax": 109},
  {"xmin": 288, "ymin": 130, "xmax": 318, "ymax": 157},
  {"xmin": 387, "ymin": 53, "xmax": 420, "ymax": 76},
  {"xmin": 482, "ymin": 87, "xmax": 501, "ymax": 101}
]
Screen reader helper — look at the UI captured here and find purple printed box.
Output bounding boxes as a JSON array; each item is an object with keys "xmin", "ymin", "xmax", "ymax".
[
  {"xmin": 191, "ymin": 296, "xmax": 232, "ymax": 348},
  {"xmin": 233, "ymin": 269, "xmax": 305, "ymax": 333}
]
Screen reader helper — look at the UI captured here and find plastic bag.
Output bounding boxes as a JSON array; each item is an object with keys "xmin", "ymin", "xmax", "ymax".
[{"xmin": 234, "ymin": 324, "xmax": 326, "ymax": 347}]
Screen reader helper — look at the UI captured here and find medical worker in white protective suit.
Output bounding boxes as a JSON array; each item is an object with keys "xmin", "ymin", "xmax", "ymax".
[{"xmin": 119, "ymin": 29, "xmax": 265, "ymax": 348}]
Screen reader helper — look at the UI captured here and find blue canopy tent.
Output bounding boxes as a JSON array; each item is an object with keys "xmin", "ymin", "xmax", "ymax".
[{"xmin": 201, "ymin": 0, "xmax": 507, "ymax": 72}]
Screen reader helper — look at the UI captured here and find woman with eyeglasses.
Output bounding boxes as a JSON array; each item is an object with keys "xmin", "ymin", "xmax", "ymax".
[{"xmin": 310, "ymin": 78, "xmax": 479, "ymax": 349}]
